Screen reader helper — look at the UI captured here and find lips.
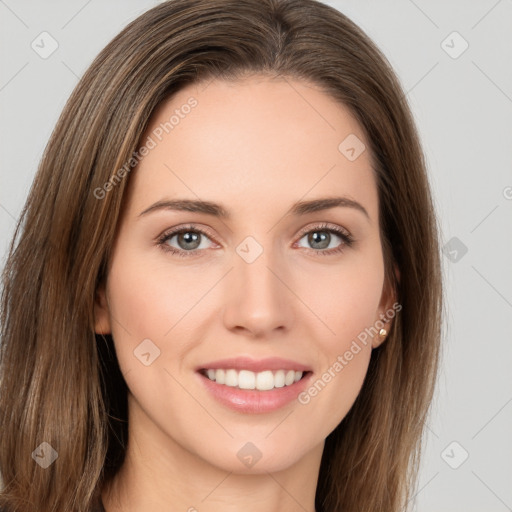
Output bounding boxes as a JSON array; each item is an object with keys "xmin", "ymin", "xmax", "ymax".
[{"xmin": 195, "ymin": 356, "xmax": 313, "ymax": 413}]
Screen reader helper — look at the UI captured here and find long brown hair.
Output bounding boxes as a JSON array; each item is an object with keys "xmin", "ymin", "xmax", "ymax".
[{"xmin": 0, "ymin": 1, "xmax": 443, "ymax": 510}]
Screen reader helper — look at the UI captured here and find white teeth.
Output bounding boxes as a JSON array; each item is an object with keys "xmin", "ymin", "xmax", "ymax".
[
  {"xmin": 225, "ymin": 369, "xmax": 238, "ymax": 387},
  {"xmin": 256, "ymin": 370, "xmax": 274, "ymax": 391},
  {"xmin": 203, "ymin": 368, "xmax": 304, "ymax": 390},
  {"xmin": 216, "ymin": 369, "xmax": 226, "ymax": 385},
  {"xmin": 274, "ymin": 370, "xmax": 285, "ymax": 388},
  {"xmin": 238, "ymin": 370, "xmax": 255, "ymax": 390}
]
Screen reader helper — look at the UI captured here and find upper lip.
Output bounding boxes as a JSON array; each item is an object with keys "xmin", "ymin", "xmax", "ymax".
[{"xmin": 197, "ymin": 356, "xmax": 312, "ymax": 373}]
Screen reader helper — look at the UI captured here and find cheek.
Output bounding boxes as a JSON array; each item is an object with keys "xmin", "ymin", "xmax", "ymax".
[
  {"xmin": 104, "ymin": 252, "xmax": 201, "ymax": 416},
  {"xmin": 293, "ymin": 252, "xmax": 383, "ymax": 417},
  {"xmin": 106, "ymin": 251, "xmax": 202, "ymax": 341},
  {"xmin": 300, "ymin": 254, "xmax": 384, "ymax": 352},
  {"xmin": 295, "ymin": 267, "xmax": 380, "ymax": 436}
]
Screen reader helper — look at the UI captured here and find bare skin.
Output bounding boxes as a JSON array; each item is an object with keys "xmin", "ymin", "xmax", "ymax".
[{"xmin": 95, "ymin": 74, "xmax": 396, "ymax": 512}]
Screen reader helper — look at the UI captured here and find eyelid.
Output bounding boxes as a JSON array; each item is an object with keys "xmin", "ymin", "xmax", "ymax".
[
  {"xmin": 295, "ymin": 221, "xmax": 351, "ymax": 239},
  {"xmin": 156, "ymin": 223, "xmax": 220, "ymax": 246},
  {"xmin": 157, "ymin": 222, "xmax": 351, "ymax": 244},
  {"xmin": 156, "ymin": 221, "xmax": 354, "ymax": 256}
]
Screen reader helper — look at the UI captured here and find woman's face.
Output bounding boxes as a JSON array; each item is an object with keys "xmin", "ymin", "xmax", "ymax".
[{"xmin": 95, "ymin": 75, "xmax": 395, "ymax": 474}]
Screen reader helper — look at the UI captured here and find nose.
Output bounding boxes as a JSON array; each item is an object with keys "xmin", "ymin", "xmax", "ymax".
[{"xmin": 222, "ymin": 247, "xmax": 294, "ymax": 338}]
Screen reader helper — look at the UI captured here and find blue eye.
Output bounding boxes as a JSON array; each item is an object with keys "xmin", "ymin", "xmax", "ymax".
[
  {"xmin": 157, "ymin": 225, "xmax": 215, "ymax": 257},
  {"xmin": 295, "ymin": 224, "xmax": 354, "ymax": 256},
  {"xmin": 157, "ymin": 223, "xmax": 354, "ymax": 258}
]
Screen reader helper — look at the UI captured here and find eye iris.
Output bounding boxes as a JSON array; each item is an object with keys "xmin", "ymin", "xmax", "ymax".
[
  {"xmin": 308, "ymin": 231, "xmax": 330, "ymax": 249},
  {"xmin": 178, "ymin": 231, "xmax": 201, "ymax": 250},
  {"xmin": 167, "ymin": 228, "xmax": 341, "ymax": 253}
]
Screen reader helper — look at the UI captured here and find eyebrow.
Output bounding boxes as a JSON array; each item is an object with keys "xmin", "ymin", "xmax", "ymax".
[{"xmin": 138, "ymin": 196, "xmax": 370, "ymax": 221}]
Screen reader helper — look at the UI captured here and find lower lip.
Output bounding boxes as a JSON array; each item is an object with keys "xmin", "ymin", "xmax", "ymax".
[{"xmin": 197, "ymin": 371, "xmax": 313, "ymax": 414}]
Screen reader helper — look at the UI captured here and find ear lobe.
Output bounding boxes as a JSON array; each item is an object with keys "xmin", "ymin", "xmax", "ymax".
[
  {"xmin": 94, "ymin": 283, "xmax": 111, "ymax": 335},
  {"xmin": 372, "ymin": 264, "xmax": 400, "ymax": 349}
]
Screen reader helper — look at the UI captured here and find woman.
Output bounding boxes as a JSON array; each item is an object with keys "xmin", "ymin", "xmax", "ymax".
[{"xmin": 0, "ymin": 0, "xmax": 443, "ymax": 511}]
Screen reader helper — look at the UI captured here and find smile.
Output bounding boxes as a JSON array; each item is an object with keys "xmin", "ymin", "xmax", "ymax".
[
  {"xmin": 197, "ymin": 370, "xmax": 312, "ymax": 414},
  {"xmin": 200, "ymin": 368, "xmax": 305, "ymax": 391}
]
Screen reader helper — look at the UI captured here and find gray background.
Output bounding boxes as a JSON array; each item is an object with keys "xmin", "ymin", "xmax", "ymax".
[{"xmin": 1, "ymin": 1, "xmax": 511, "ymax": 510}]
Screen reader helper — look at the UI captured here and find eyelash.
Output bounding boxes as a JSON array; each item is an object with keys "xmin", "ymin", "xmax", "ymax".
[{"xmin": 156, "ymin": 223, "xmax": 355, "ymax": 258}]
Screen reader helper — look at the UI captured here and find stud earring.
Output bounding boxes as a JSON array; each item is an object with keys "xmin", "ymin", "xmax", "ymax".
[{"xmin": 379, "ymin": 328, "xmax": 387, "ymax": 339}]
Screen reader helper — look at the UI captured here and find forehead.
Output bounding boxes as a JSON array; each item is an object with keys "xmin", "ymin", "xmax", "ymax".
[{"xmin": 126, "ymin": 75, "xmax": 378, "ymax": 222}]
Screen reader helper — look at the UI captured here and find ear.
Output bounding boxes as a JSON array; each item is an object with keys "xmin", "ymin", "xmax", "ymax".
[
  {"xmin": 372, "ymin": 264, "xmax": 400, "ymax": 349},
  {"xmin": 94, "ymin": 282, "xmax": 111, "ymax": 335}
]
